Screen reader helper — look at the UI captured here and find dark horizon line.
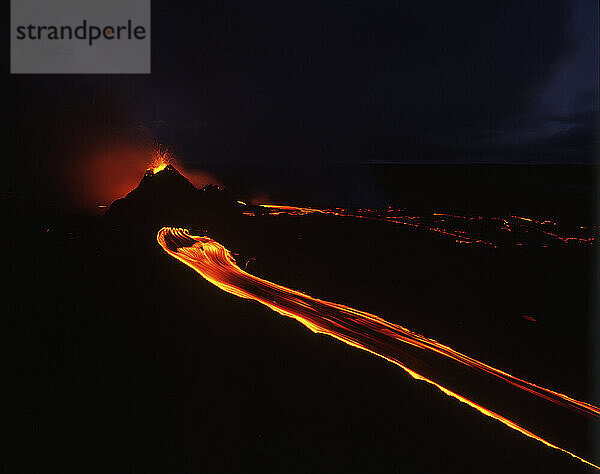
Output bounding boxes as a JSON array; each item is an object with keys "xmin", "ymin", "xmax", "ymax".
[{"xmin": 182, "ymin": 159, "xmax": 599, "ymax": 167}]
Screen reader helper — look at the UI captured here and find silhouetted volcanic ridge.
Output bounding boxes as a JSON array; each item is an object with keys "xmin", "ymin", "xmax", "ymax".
[{"xmin": 104, "ymin": 164, "xmax": 238, "ymax": 230}]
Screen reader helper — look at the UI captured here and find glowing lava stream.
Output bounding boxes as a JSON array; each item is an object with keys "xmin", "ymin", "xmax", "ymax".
[
  {"xmin": 253, "ymin": 204, "xmax": 596, "ymax": 247},
  {"xmin": 157, "ymin": 227, "xmax": 599, "ymax": 470}
]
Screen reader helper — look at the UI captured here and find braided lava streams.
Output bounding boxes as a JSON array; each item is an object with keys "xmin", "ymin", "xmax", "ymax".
[
  {"xmin": 157, "ymin": 227, "xmax": 599, "ymax": 469},
  {"xmin": 250, "ymin": 204, "xmax": 596, "ymax": 247}
]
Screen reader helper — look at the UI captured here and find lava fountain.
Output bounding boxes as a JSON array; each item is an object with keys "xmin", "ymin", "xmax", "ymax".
[{"xmin": 148, "ymin": 148, "xmax": 173, "ymax": 175}]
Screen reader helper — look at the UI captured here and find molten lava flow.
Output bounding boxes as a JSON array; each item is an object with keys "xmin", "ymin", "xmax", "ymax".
[
  {"xmin": 253, "ymin": 205, "xmax": 596, "ymax": 247},
  {"xmin": 157, "ymin": 227, "xmax": 599, "ymax": 470}
]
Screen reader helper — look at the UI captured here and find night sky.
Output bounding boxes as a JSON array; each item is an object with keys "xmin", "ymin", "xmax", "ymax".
[
  {"xmin": 6, "ymin": 0, "xmax": 599, "ymax": 198},
  {"xmin": 143, "ymin": 0, "xmax": 599, "ymax": 164}
]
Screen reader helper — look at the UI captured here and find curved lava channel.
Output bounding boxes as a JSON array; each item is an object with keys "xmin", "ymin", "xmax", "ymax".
[{"xmin": 157, "ymin": 227, "xmax": 599, "ymax": 470}]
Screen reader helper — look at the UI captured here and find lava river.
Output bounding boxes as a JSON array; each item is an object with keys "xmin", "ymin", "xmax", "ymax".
[{"xmin": 157, "ymin": 227, "xmax": 599, "ymax": 470}]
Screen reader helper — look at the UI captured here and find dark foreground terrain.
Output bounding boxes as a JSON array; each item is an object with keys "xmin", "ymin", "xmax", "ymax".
[{"xmin": 4, "ymin": 164, "xmax": 599, "ymax": 473}]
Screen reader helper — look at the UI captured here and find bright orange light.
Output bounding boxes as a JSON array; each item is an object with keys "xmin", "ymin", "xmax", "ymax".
[
  {"xmin": 157, "ymin": 227, "xmax": 599, "ymax": 470},
  {"xmin": 148, "ymin": 147, "xmax": 173, "ymax": 174}
]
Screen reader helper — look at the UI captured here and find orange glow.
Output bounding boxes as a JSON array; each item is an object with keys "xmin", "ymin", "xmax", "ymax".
[
  {"xmin": 64, "ymin": 143, "xmax": 153, "ymax": 213},
  {"xmin": 61, "ymin": 143, "xmax": 177, "ymax": 212},
  {"xmin": 62, "ymin": 144, "xmax": 222, "ymax": 212},
  {"xmin": 157, "ymin": 227, "xmax": 599, "ymax": 470}
]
